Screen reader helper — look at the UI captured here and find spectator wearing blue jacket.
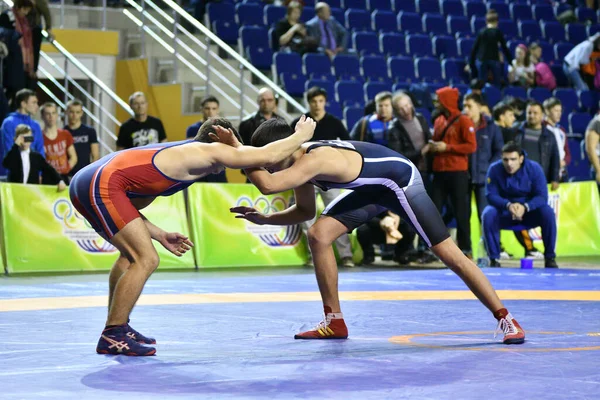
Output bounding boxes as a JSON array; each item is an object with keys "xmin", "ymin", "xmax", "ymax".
[
  {"xmin": 464, "ymin": 93, "xmax": 504, "ymax": 221},
  {"xmin": 0, "ymin": 89, "xmax": 44, "ymax": 176},
  {"xmin": 482, "ymin": 142, "xmax": 558, "ymax": 269}
]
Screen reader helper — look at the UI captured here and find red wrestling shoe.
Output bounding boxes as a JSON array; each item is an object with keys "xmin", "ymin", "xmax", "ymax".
[
  {"xmin": 495, "ymin": 312, "xmax": 526, "ymax": 345},
  {"xmin": 294, "ymin": 307, "xmax": 349, "ymax": 339}
]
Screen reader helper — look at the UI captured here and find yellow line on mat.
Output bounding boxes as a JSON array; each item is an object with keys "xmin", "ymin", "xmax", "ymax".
[{"xmin": 1, "ymin": 290, "xmax": 599, "ymax": 312}]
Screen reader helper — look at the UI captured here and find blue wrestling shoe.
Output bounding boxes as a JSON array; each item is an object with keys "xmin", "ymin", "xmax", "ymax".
[
  {"xmin": 96, "ymin": 324, "xmax": 156, "ymax": 356},
  {"xmin": 127, "ymin": 320, "xmax": 156, "ymax": 344}
]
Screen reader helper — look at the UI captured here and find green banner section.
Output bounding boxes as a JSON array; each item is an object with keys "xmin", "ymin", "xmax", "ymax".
[
  {"xmin": 471, "ymin": 181, "xmax": 600, "ymax": 259},
  {"xmin": 0, "ymin": 183, "xmax": 193, "ymax": 273},
  {"xmin": 188, "ymin": 184, "xmax": 308, "ymax": 267}
]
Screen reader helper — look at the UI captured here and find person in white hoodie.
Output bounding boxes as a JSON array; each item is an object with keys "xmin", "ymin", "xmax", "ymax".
[{"xmin": 563, "ymin": 33, "xmax": 600, "ymax": 91}]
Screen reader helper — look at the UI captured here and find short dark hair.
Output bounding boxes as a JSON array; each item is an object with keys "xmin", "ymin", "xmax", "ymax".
[
  {"xmin": 287, "ymin": 1, "xmax": 302, "ymax": 15},
  {"xmin": 14, "ymin": 0, "xmax": 34, "ymax": 9},
  {"xmin": 485, "ymin": 10, "xmax": 498, "ymax": 24},
  {"xmin": 375, "ymin": 91, "xmax": 393, "ymax": 104},
  {"xmin": 464, "ymin": 93, "xmax": 485, "ymax": 106},
  {"xmin": 15, "ymin": 89, "xmax": 36, "ymax": 108},
  {"xmin": 306, "ymin": 86, "xmax": 327, "ymax": 102},
  {"xmin": 526, "ymin": 100, "xmax": 543, "ymax": 112},
  {"xmin": 201, "ymin": 95, "xmax": 219, "ymax": 107},
  {"xmin": 66, "ymin": 98, "xmax": 83, "ymax": 109},
  {"xmin": 492, "ymin": 102, "xmax": 513, "ymax": 122},
  {"xmin": 194, "ymin": 117, "xmax": 242, "ymax": 143},
  {"xmin": 470, "ymin": 79, "xmax": 485, "ymax": 90},
  {"xmin": 251, "ymin": 118, "xmax": 292, "ymax": 148},
  {"xmin": 40, "ymin": 102, "xmax": 58, "ymax": 116},
  {"xmin": 502, "ymin": 141, "xmax": 524, "ymax": 156},
  {"xmin": 543, "ymin": 97, "xmax": 561, "ymax": 112}
]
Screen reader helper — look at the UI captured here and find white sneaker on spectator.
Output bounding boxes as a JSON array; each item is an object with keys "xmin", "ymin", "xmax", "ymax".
[
  {"xmin": 499, "ymin": 251, "xmax": 512, "ymax": 260},
  {"xmin": 341, "ymin": 257, "xmax": 355, "ymax": 268},
  {"xmin": 525, "ymin": 250, "xmax": 544, "ymax": 259}
]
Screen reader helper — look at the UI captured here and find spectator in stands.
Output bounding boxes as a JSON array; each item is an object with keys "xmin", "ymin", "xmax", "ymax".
[
  {"xmin": 514, "ymin": 101, "xmax": 560, "ymax": 191},
  {"xmin": 41, "ymin": 102, "xmax": 77, "ymax": 182},
  {"xmin": 529, "ymin": 43, "xmax": 556, "ymax": 91},
  {"xmin": 357, "ymin": 211, "xmax": 416, "ymax": 266},
  {"xmin": 585, "ymin": 114, "xmax": 600, "ymax": 186},
  {"xmin": 430, "ymin": 87, "xmax": 477, "ymax": 257},
  {"xmin": 274, "ymin": 2, "xmax": 316, "ymax": 54},
  {"xmin": 117, "ymin": 92, "xmax": 167, "ymax": 149},
  {"xmin": 350, "ymin": 91, "xmax": 394, "ymax": 144},
  {"xmin": 388, "ymin": 91, "xmax": 431, "ymax": 173},
  {"xmin": 306, "ymin": 2, "xmax": 348, "ymax": 59},
  {"xmin": 186, "ymin": 95, "xmax": 220, "ymax": 138},
  {"xmin": 543, "ymin": 97, "xmax": 571, "ymax": 182},
  {"xmin": 507, "ymin": 96, "xmax": 528, "ymax": 124},
  {"xmin": 508, "ymin": 44, "xmax": 535, "ymax": 88},
  {"xmin": 563, "ymin": 33, "xmax": 600, "ymax": 91},
  {"xmin": 29, "ymin": 0, "xmax": 53, "ymax": 74},
  {"xmin": 0, "ymin": 0, "xmax": 37, "ymax": 94},
  {"xmin": 239, "ymin": 87, "xmax": 284, "ymax": 146},
  {"xmin": 493, "ymin": 102, "xmax": 517, "ymax": 144},
  {"xmin": 482, "ymin": 142, "xmax": 558, "ymax": 269},
  {"xmin": 2, "ymin": 124, "xmax": 66, "ymax": 191},
  {"xmin": 64, "ymin": 99, "xmax": 99, "ymax": 177},
  {"xmin": 464, "ymin": 93, "xmax": 504, "ymax": 221},
  {"xmin": 1, "ymin": 89, "xmax": 44, "ymax": 174},
  {"xmin": 290, "ymin": 86, "xmax": 353, "ymax": 267},
  {"xmin": 465, "ymin": 80, "xmax": 491, "ymax": 117},
  {"xmin": 469, "ymin": 10, "xmax": 511, "ymax": 86}
]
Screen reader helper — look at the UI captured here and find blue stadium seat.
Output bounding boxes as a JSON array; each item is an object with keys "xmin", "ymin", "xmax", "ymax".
[
  {"xmin": 353, "ymin": 32, "xmax": 381, "ymax": 55},
  {"xmin": 503, "ymin": 86, "xmax": 527, "ymax": 100},
  {"xmin": 393, "ymin": 0, "xmax": 416, "ymax": 13},
  {"xmin": 498, "ymin": 20, "xmax": 518, "ymax": 40},
  {"xmin": 273, "ymin": 51, "xmax": 303, "ymax": 77},
  {"xmin": 452, "ymin": 83, "xmax": 469, "ymax": 95},
  {"xmin": 242, "ymin": 0, "xmax": 266, "ymax": 7},
  {"xmin": 327, "ymin": 0, "xmax": 342, "ymax": 8},
  {"xmin": 555, "ymin": 42, "xmax": 575, "ymax": 61},
  {"xmin": 555, "ymin": 2, "xmax": 573, "ymax": 16},
  {"xmin": 580, "ymin": 90, "xmax": 598, "ymax": 111},
  {"xmin": 448, "ymin": 15, "xmax": 471, "ymax": 37},
  {"xmin": 264, "ymin": 5, "xmax": 286, "ymax": 26},
  {"xmin": 528, "ymin": 88, "xmax": 552, "ymax": 104},
  {"xmin": 337, "ymin": 81, "xmax": 365, "ymax": 105},
  {"xmin": 343, "ymin": 0, "xmax": 368, "ymax": 10},
  {"xmin": 416, "ymin": 57, "xmax": 443, "ymax": 82},
  {"xmin": 533, "ymin": 4, "xmax": 555, "ymax": 21},
  {"xmin": 397, "ymin": 11, "xmax": 423, "ymax": 34},
  {"xmin": 246, "ymin": 46, "xmax": 273, "ymax": 70},
  {"xmin": 280, "ymin": 72, "xmax": 307, "ymax": 97},
  {"xmin": 470, "ymin": 16, "xmax": 486, "ymax": 34},
  {"xmin": 417, "ymin": 0, "xmax": 440, "ymax": 14},
  {"xmin": 364, "ymin": 81, "xmax": 392, "ymax": 100},
  {"xmin": 367, "ymin": 0, "xmax": 392, "ymax": 11},
  {"xmin": 441, "ymin": 0, "xmax": 464, "ymax": 17},
  {"xmin": 407, "ymin": 34, "xmax": 433, "ymax": 57},
  {"xmin": 212, "ymin": 21, "xmax": 239, "ymax": 46},
  {"xmin": 372, "ymin": 10, "xmax": 397, "ymax": 33},
  {"xmin": 423, "ymin": 13, "xmax": 448, "ymax": 35},
  {"xmin": 569, "ymin": 112, "xmax": 593, "ymax": 134},
  {"xmin": 333, "ymin": 54, "xmax": 362, "ymax": 79},
  {"xmin": 326, "ymin": 100, "xmax": 343, "ymax": 119},
  {"xmin": 486, "ymin": 2, "xmax": 510, "ymax": 19},
  {"xmin": 519, "ymin": 21, "xmax": 543, "ymax": 41},
  {"xmin": 344, "ymin": 106, "xmax": 364, "ymax": 131},
  {"xmin": 300, "ymin": 6, "xmax": 315, "ymax": 23},
  {"xmin": 442, "ymin": 58, "xmax": 467, "ymax": 83},
  {"xmin": 458, "ymin": 37, "xmax": 475, "ymax": 57},
  {"xmin": 393, "ymin": 82, "xmax": 411, "ymax": 92},
  {"xmin": 207, "ymin": 2, "xmax": 235, "ymax": 26},
  {"xmin": 551, "ymin": 64, "xmax": 569, "ymax": 87},
  {"xmin": 305, "ymin": 79, "xmax": 336, "ymax": 97},
  {"xmin": 510, "ymin": 3, "xmax": 533, "ymax": 21},
  {"xmin": 554, "ymin": 88, "xmax": 579, "ymax": 115},
  {"xmin": 331, "ymin": 7, "xmax": 345, "ymax": 23},
  {"xmin": 542, "ymin": 21, "xmax": 566, "ymax": 43},
  {"xmin": 465, "ymin": 1, "xmax": 486, "ymax": 20},
  {"xmin": 567, "ymin": 24, "xmax": 587, "ymax": 44},
  {"xmin": 576, "ymin": 7, "xmax": 598, "ymax": 23},
  {"xmin": 388, "ymin": 56, "xmax": 416, "ymax": 82},
  {"xmin": 240, "ymin": 26, "xmax": 269, "ymax": 56},
  {"xmin": 381, "ymin": 33, "xmax": 406, "ymax": 55},
  {"xmin": 236, "ymin": 3, "xmax": 264, "ymax": 26},
  {"xmin": 482, "ymin": 84, "xmax": 501, "ymax": 108},
  {"xmin": 433, "ymin": 35, "xmax": 458, "ymax": 58},
  {"xmin": 303, "ymin": 53, "xmax": 332, "ymax": 77},
  {"xmin": 538, "ymin": 40, "xmax": 555, "ymax": 63},
  {"xmin": 566, "ymin": 137, "xmax": 591, "ymax": 181},
  {"xmin": 346, "ymin": 9, "xmax": 371, "ymax": 32},
  {"xmin": 361, "ymin": 55, "xmax": 390, "ymax": 82},
  {"xmin": 588, "ymin": 24, "xmax": 600, "ymax": 37}
]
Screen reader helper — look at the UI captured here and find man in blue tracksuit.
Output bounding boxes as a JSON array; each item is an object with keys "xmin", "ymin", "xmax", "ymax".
[{"xmin": 482, "ymin": 142, "xmax": 558, "ymax": 269}]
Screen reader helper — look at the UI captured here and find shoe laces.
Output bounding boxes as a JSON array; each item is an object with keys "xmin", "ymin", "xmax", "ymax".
[{"xmin": 494, "ymin": 314, "xmax": 519, "ymax": 338}]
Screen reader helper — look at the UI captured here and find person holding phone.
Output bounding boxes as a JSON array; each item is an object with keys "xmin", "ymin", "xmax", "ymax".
[{"xmin": 2, "ymin": 124, "xmax": 66, "ymax": 191}]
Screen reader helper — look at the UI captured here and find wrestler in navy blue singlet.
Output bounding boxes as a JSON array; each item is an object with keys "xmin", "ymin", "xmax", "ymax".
[{"xmin": 306, "ymin": 140, "xmax": 450, "ymax": 248}]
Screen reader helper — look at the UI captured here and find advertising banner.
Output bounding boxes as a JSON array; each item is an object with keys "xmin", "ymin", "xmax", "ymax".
[
  {"xmin": 0, "ymin": 183, "xmax": 193, "ymax": 273},
  {"xmin": 187, "ymin": 184, "xmax": 308, "ymax": 267}
]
